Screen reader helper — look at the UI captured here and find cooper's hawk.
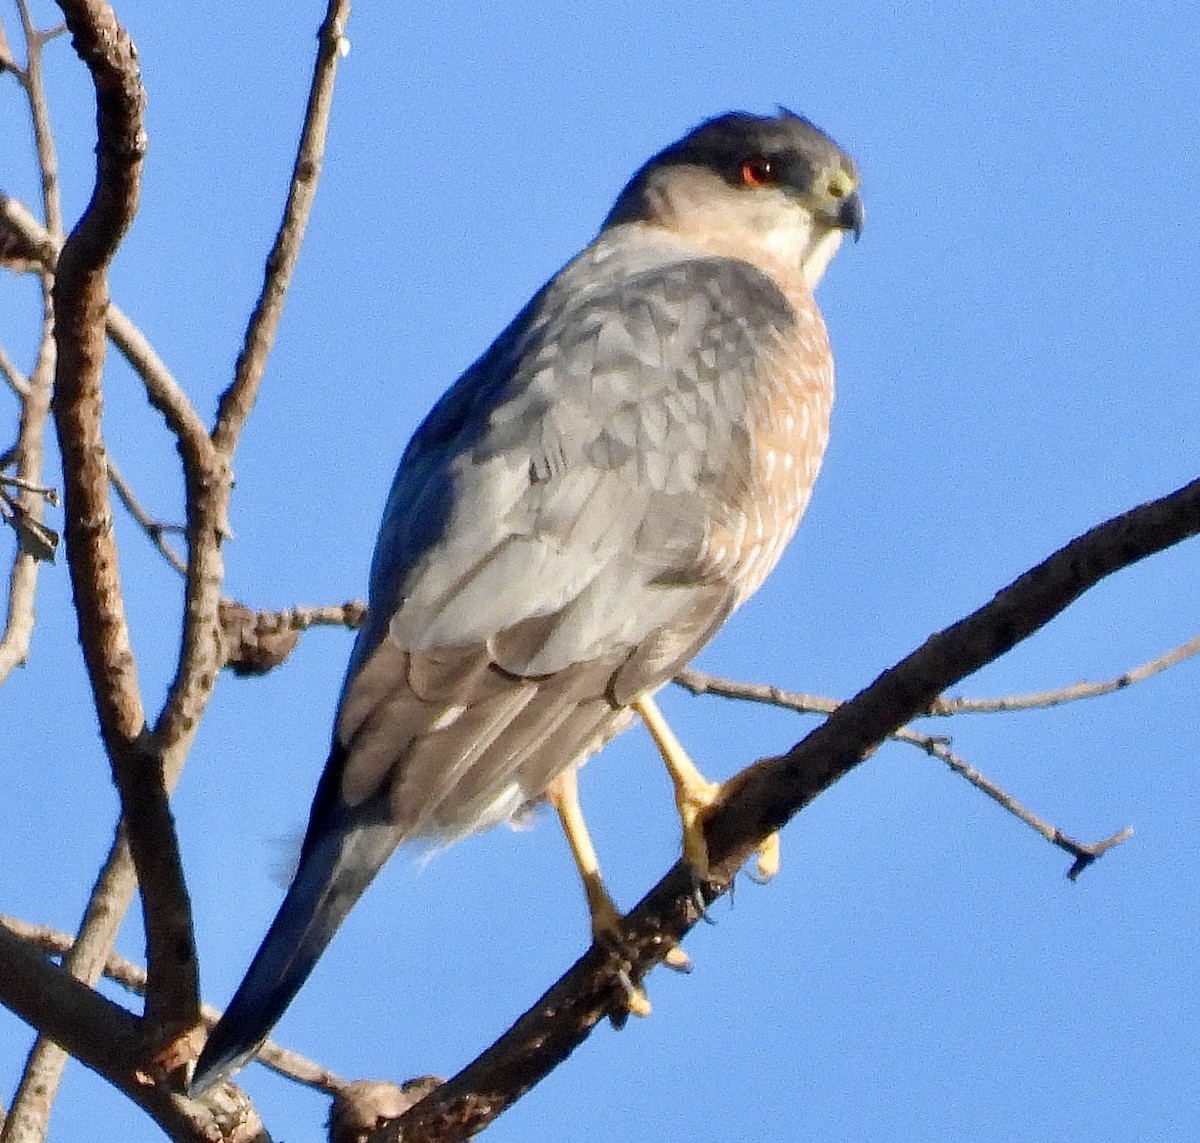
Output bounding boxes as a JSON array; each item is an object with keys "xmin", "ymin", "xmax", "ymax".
[{"xmin": 191, "ymin": 109, "xmax": 862, "ymax": 1092}]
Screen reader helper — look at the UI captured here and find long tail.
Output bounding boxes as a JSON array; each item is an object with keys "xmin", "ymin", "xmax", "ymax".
[{"xmin": 189, "ymin": 813, "xmax": 402, "ymax": 1095}]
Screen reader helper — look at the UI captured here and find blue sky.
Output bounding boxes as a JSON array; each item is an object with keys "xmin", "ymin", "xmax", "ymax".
[{"xmin": 1, "ymin": 1, "xmax": 1198, "ymax": 1140}]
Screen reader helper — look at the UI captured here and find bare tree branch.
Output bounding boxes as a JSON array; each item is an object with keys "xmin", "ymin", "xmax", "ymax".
[
  {"xmin": 211, "ymin": 0, "xmax": 350, "ymax": 454},
  {"xmin": 678, "ymin": 631, "xmax": 1200, "ymax": 719},
  {"xmin": 154, "ymin": 0, "xmax": 351, "ymax": 774},
  {"xmin": 2, "ymin": 840, "xmax": 137, "ymax": 1143},
  {"xmin": 218, "ymin": 598, "xmax": 365, "ymax": 674},
  {"xmin": 16, "ymin": 0, "xmax": 63, "ymax": 240},
  {"xmin": 0, "ymin": 344, "xmax": 31, "ymax": 398},
  {"xmin": 107, "ymin": 457, "xmax": 187, "ymax": 573},
  {"xmin": 4, "ymin": 7, "xmax": 355, "ymax": 1122},
  {"xmin": 0, "ymin": 1, "xmax": 62, "ymax": 689},
  {"xmin": 378, "ymin": 475, "xmax": 1200, "ymax": 1142},
  {"xmin": 676, "ymin": 629, "xmax": 1198, "ymax": 871},
  {"xmin": 0, "ymin": 922, "xmax": 145, "ymax": 1092},
  {"xmin": 674, "ymin": 668, "xmax": 838, "ymax": 715},
  {"xmin": 49, "ymin": 0, "xmax": 199, "ymax": 1048},
  {"xmin": 898, "ymin": 733, "xmax": 1134, "ymax": 878},
  {"xmin": 0, "ymin": 327, "xmax": 53, "ymax": 685}
]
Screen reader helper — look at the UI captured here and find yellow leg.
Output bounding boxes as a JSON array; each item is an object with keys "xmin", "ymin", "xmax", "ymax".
[
  {"xmin": 633, "ymin": 693, "xmax": 780, "ymax": 883},
  {"xmin": 546, "ymin": 766, "xmax": 653, "ymax": 1016}
]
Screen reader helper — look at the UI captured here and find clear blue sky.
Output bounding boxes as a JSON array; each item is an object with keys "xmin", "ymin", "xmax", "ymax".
[{"xmin": 2, "ymin": 2, "xmax": 1198, "ymax": 1140}]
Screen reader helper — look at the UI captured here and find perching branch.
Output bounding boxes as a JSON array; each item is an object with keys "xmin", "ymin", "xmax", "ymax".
[{"xmin": 380, "ymin": 475, "xmax": 1200, "ymax": 1143}]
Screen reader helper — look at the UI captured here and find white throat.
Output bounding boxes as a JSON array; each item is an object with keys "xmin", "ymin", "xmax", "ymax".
[{"xmin": 799, "ymin": 227, "xmax": 845, "ymax": 289}]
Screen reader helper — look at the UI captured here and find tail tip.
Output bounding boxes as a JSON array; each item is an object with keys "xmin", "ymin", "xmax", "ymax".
[{"xmin": 187, "ymin": 1033, "xmax": 261, "ymax": 1097}]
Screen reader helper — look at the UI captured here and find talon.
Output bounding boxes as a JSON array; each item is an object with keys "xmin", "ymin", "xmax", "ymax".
[
  {"xmin": 686, "ymin": 865, "xmax": 717, "ymax": 924},
  {"xmin": 594, "ymin": 913, "xmax": 654, "ymax": 1016}
]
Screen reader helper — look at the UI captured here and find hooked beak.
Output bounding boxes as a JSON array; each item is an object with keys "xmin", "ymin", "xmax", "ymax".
[{"xmin": 837, "ymin": 190, "xmax": 865, "ymax": 242}]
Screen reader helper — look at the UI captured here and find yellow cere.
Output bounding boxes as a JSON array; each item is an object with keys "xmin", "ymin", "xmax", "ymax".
[{"xmin": 827, "ymin": 168, "xmax": 856, "ymax": 200}]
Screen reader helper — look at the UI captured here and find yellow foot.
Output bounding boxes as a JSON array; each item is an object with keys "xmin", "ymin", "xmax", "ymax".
[
  {"xmin": 546, "ymin": 767, "xmax": 654, "ymax": 1017},
  {"xmin": 634, "ymin": 694, "xmax": 782, "ymax": 884},
  {"xmin": 674, "ymin": 772, "xmax": 723, "ymax": 879}
]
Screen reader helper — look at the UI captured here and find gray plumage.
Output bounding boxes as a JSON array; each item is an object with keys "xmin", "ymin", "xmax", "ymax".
[{"xmin": 191, "ymin": 109, "xmax": 861, "ymax": 1094}]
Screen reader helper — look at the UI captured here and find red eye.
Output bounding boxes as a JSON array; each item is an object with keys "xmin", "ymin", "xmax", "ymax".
[{"xmin": 740, "ymin": 156, "xmax": 778, "ymax": 187}]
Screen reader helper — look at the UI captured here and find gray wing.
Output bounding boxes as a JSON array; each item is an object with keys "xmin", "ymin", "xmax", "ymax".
[{"xmin": 336, "ymin": 229, "xmax": 799, "ymax": 841}]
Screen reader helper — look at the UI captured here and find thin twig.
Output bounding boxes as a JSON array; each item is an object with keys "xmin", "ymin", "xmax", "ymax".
[
  {"xmin": 901, "ymin": 734, "xmax": 1134, "ymax": 877},
  {"xmin": 254, "ymin": 600, "xmax": 367, "ymax": 631},
  {"xmin": 17, "ymin": 0, "xmax": 63, "ymax": 240},
  {"xmin": 678, "ymin": 631, "xmax": 1200, "ymax": 718},
  {"xmin": 0, "ymin": 14, "xmax": 17, "ymax": 74},
  {"xmin": 0, "ymin": 331, "xmax": 52, "ymax": 685},
  {"xmin": 0, "ymin": 473, "xmax": 58, "ymax": 503},
  {"xmin": 676, "ymin": 668, "xmax": 1135, "ymax": 876},
  {"xmin": 0, "ymin": 9, "xmax": 61, "ymax": 694},
  {"xmin": 677, "ymin": 634, "xmax": 1195, "ymax": 874},
  {"xmin": 927, "ymin": 633, "xmax": 1200, "ymax": 713},
  {"xmin": 0, "ymin": 345, "xmax": 31, "ymax": 398},
  {"xmin": 154, "ymin": 0, "xmax": 352, "ymax": 775},
  {"xmin": 107, "ymin": 458, "xmax": 187, "ymax": 574},
  {"xmin": 210, "ymin": 0, "xmax": 350, "ymax": 453},
  {"xmin": 0, "ymin": 194, "xmax": 212, "ymax": 447},
  {"xmin": 675, "ymin": 668, "xmax": 838, "ymax": 716}
]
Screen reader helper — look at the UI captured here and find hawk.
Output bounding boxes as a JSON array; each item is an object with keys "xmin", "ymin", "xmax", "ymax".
[{"xmin": 192, "ymin": 109, "xmax": 862, "ymax": 1092}]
